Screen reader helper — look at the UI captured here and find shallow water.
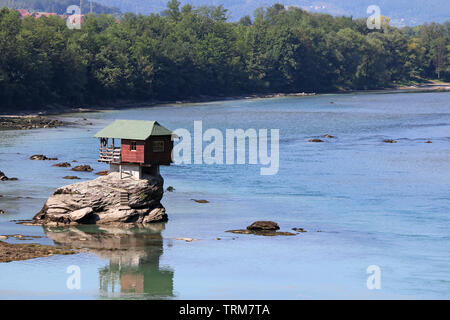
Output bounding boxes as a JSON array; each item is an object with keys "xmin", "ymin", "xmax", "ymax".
[{"xmin": 0, "ymin": 91, "xmax": 449, "ymax": 299}]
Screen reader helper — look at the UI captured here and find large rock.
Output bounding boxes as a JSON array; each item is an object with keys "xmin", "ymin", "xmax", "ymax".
[
  {"xmin": 33, "ymin": 172, "xmax": 167, "ymax": 226},
  {"xmin": 247, "ymin": 221, "xmax": 280, "ymax": 231}
]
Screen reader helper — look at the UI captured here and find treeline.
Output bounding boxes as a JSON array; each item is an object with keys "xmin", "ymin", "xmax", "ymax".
[
  {"xmin": 0, "ymin": 1, "xmax": 449, "ymax": 109},
  {"xmin": 0, "ymin": 0, "xmax": 121, "ymax": 14}
]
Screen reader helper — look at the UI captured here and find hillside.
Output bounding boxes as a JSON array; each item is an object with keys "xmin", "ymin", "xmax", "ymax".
[
  {"xmin": 95, "ymin": 0, "xmax": 450, "ymax": 26},
  {"xmin": 0, "ymin": 2, "xmax": 448, "ymax": 110},
  {"xmin": 0, "ymin": 0, "xmax": 120, "ymax": 15}
]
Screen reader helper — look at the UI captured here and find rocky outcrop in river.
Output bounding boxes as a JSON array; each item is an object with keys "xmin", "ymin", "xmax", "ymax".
[
  {"xmin": 0, "ymin": 170, "xmax": 17, "ymax": 181},
  {"xmin": 0, "ymin": 116, "xmax": 65, "ymax": 131},
  {"xmin": 33, "ymin": 172, "xmax": 167, "ymax": 226}
]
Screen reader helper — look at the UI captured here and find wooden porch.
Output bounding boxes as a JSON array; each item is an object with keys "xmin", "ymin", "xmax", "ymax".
[{"xmin": 98, "ymin": 146, "xmax": 121, "ymax": 164}]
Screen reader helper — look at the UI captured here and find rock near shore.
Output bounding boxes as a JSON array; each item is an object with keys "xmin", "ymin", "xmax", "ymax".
[
  {"xmin": 0, "ymin": 116, "xmax": 65, "ymax": 131},
  {"xmin": 30, "ymin": 154, "xmax": 58, "ymax": 161},
  {"xmin": 33, "ymin": 172, "xmax": 167, "ymax": 226},
  {"xmin": 0, "ymin": 170, "xmax": 17, "ymax": 181},
  {"xmin": 0, "ymin": 171, "xmax": 9, "ymax": 181}
]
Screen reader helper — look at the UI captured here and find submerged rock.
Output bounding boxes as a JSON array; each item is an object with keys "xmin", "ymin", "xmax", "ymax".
[
  {"xmin": 0, "ymin": 234, "xmax": 41, "ymax": 240},
  {"xmin": 425, "ymin": 140, "xmax": 432, "ymax": 143},
  {"xmin": 95, "ymin": 170, "xmax": 109, "ymax": 176},
  {"xmin": 191, "ymin": 199, "xmax": 209, "ymax": 203},
  {"xmin": 63, "ymin": 176, "xmax": 80, "ymax": 180},
  {"xmin": 72, "ymin": 165, "xmax": 93, "ymax": 172},
  {"xmin": 226, "ymin": 229, "xmax": 296, "ymax": 236},
  {"xmin": 383, "ymin": 139, "xmax": 397, "ymax": 143},
  {"xmin": 30, "ymin": 154, "xmax": 58, "ymax": 160},
  {"xmin": 176, "ymin": 237, "xmax": 198, "ymax": 242},
  {"xmin": 53, "ymin": 162, "xmax": 71, "ymax": 167},
  {"xmin": 308, "ymin": 138, "xmax": 324, "ymax": 143},
  {"xmin": 166, "ymin": 186, "xmax": 175, "ymax": 192},
  {"xmin": 292, "ymin": 227, "xmax": 307, "ymax": 233},
  {"xmin": 247, "ymin": 221, "xmax": 280, "ymax": 231},
  {"xmin": 323, "ymin": 134, "xmax": 336, "ymax": 138},
  {"xmin": 33, "ymin": 172, "xmax": 167, "ymax": 226}
]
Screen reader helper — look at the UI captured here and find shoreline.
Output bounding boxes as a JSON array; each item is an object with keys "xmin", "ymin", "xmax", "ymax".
[
  {"xmin": 0, "ymin": 239, "xmax": 76, "ymax": 263},
  {"xmin": 1, "ymin": 82, "xmax": 449, "ymax": 122}
]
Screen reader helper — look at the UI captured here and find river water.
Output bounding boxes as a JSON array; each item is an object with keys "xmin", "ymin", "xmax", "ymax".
[{"xmin": 0, "ymin": 91, "xmax": 449, "ymax": 299}]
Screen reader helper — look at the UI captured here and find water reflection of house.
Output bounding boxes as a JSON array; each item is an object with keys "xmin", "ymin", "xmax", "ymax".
[{"xmin": 44, "ymin": 223, "xmax": 174, "ymax": 297}]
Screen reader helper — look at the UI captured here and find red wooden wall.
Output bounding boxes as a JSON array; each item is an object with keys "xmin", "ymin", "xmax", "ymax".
[
  {"xmin": 144, "ymin": 136, "xmax": 173, "ymax": 165},
  {"xmin": 121, "ymin": 139, "xmax": 145, "ymax": 164},
  {"xmin": 121, "ymin": 136, "xmax": 173, "ymax": 165}
]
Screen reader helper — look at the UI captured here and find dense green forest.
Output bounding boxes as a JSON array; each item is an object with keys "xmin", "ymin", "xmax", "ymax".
[
  {"xmin": 0, "ymin": 1, "xmax": 449, "ymax": 109},
  {"xmin": 0, "ymin": 0, "xmax": 120, "ymax": 14}
]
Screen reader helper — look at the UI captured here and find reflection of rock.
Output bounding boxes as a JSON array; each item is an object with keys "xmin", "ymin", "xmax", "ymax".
[
  {"xmin": 308, "ymin": 139, "xmax": 324, "ymax": 143},
  {"xmin": 44, "ymin": 224, "xmax": 174, "ymax": 297},
  {"xmin": 33, "ymin": 172, "xmax": 167, "ymax": 226}
]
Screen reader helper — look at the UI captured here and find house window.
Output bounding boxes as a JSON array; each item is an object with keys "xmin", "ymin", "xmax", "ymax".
[
  {"xmin": 130, "ymin": 141, "xmax": 137, "ymax": 151},
  {"xmin": 152, "ymin": 141, "xmax": 164, "ymax": 153}
]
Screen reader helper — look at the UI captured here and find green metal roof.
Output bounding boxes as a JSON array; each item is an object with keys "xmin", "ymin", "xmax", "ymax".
[{"xmin": 94, "ymin": 120, "xmax": 173, "ymax": 140}]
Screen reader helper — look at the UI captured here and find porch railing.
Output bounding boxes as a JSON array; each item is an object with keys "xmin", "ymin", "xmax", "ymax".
[{"xmin": 98, "ymin": 147, "xmax": 121, "ymax": 164}]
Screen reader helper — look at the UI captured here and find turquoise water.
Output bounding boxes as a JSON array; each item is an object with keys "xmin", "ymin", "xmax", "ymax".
[{"xmin": 0, "ymin": 91, "xmax": 449, "ymax": 299}]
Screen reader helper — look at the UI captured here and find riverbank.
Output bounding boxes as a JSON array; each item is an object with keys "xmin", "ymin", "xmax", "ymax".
[
  {"xmin": 2, "ymin": 80, "xmax": 450, "ymax": 119},
  {"xmin": 0, "ymin": 92, "xmax": 317, "ymax": 117},
  {"xmin": 0, "ymin": 116, "xmax": 68, "ymax": 131},
  {"xmin": 394, "ymin": 80, "xmax": 450, "ymax": 92}
]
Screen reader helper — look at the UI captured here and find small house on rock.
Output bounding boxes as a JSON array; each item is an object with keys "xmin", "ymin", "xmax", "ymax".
[{"xmin": 94, "ymin": 120, "xmax": 174, "ymax": 179}]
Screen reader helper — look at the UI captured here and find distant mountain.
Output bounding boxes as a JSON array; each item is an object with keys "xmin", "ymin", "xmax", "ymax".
[
  {"xmin": 95, "ymin": 0, "xmax": 450, "ymax": 25},
  {"xmin": 0, "ymin": 0, "xmax": 121, "ymax": 15}
]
